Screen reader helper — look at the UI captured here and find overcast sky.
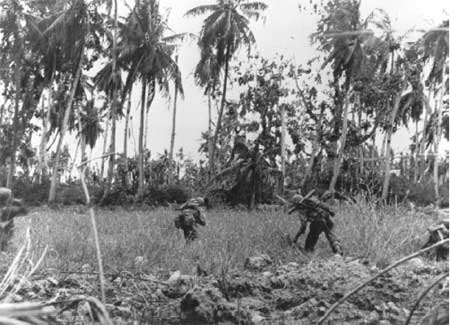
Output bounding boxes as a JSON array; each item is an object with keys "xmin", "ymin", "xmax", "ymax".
[{"xmin": 92, "ymin": 0, "xmax": 448, "ymax": 165}]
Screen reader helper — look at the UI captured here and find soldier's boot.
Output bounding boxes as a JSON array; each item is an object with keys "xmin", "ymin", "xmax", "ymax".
[
  {"xmin": 324, "ymin": 229, "xmax": 342, "ymax": 255},
  {"xmin": 304, "ymin": 222, "xmax": 322, "ymax": 252},
  {"xmin": 323, "ymin": 220, "xmax": 342, "ymax": 255}
]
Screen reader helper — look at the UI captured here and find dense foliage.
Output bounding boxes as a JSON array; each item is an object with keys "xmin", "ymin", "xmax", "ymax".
[{"xmin": 0, "ymin": 0, "xmax": 448, "ymax": 207}]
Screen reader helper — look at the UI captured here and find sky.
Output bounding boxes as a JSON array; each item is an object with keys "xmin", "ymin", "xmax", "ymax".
[{"xmin": 75, "ymin": 0, "xmax": 449, "ymax": 166}]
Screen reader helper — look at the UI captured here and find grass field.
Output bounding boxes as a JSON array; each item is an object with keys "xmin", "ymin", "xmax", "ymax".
[{"xmin": 9, "ymin": 199, "xmax": 433, "ymax": 277}]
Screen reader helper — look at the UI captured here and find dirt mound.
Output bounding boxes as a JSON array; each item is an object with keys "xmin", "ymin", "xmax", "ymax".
[{"xmin": 5, "ymin": 255, "xmax": 449, "ymax": 324}]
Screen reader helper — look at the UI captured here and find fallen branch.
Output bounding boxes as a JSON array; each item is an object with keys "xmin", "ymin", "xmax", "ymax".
[
  {"xmin": 404, "ymin": 272, "xmax": 449, "ymax": 325},
  {"xmin": 318, "ymin": 239, "xmax": 449, "ymax": 324}
]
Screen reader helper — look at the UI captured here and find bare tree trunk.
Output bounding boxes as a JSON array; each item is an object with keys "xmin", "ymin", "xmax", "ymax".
[
  {"xmin": 371, "ymin": 132, "xmax": 376, "ymax": 171},
  {"xmin": 77, "ymin": 105, "xmax": 87, "ymax": 180},
  {"xmin": 102, "ymin": 0, "xmax": 119, "ymax": 201},
  {"xmin": 280, "ymin": 103, "xmax": 286, "ymax": 194},
  {"xmin": 100, "ymin": 112, "xmax": 110, "ymax": 180},
  {"xmin": 49, "ymin": 60, "xmax": 82, "ymax": 203},
  {"xmin": 328, "ymin": 92, "xmax": 350, "ymax": 194},
  {"xmin": 123, "ymin": 88, "xmax": 133, "ymax": 173},
  {"xmin": 6, "ymin": 57, "xmax": 22, "ymax": 189},
  {"xmin": 69, "ymin": 138, "xmax": 80, "ymax": 176},
  {"xmin": 210, "ymin": 43, "xmax": 231, "ymax": 177},
  {"xmin": 207, "ymin": 91, "xmax": 213, "ymax": 173},
  {"xmin": 418, "ymin": 90, "xmax": 432, "ymax": 181},
  {"xmin": 137, "ymin": 81, "xmax": 147, "ymax": 200},
  {"xmin": 168, "ymin": 58, "xmax": 179, "ymax": 185},
  {"xmin": 38, "ymin": 93, "xmax": 50, "ymax": 182},
  {"xmin": 357, "ymin": 96, "xmax": 364, "ymax": 175},
  {"xmin": 413, "ymin": 119, "xmax": 419, "ymax": 182},
  {"xmin": 381, "ymin": 93, "xmax": 401, "ymax": 202},
  {"xmin": 433, "ymin": 66, "xmax": 445, "ymax": 204}
]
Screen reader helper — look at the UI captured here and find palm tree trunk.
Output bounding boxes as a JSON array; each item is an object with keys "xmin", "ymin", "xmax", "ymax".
[
  {"xmin": 210, "ymin": 43, "xmax": 231, "ymax": 177},
  {"xmin": 433, "ymin": 66, "xmax": 445, "ymax": 204},
  {"xmin": 77, "ymin": 105, "xmax": 87, "ymax": 179},
  {"xmin": 6, "ymin": 56, "xmax": 22, "ymax": 189},
  {"xmin": 138, "ymin": 81, "xmax": 147, "ymax": 200},
  {"xmin": 102, "ymin": 0, "xmax": 119, "ymax": 201},
  {"xmin": 207, "ymin": 91, "xmax": 213, "ymax": 173},
  {"xmin": 123, "ymin": 88, "xmax": 133, "ymax": 172},
  {"xmin": 381, "ymin": 93, "xmax": 402, "ymax": 201},
  {"xmin": 418, "ymin": 90, "xmax": 432, "ymax": 181},
  {"xmin": 49, "ymin": 60, "xmax": 83, "ymax": 203},
  {"xmin": 413, "ymin": 119, "xmax": 419, "ymax": 182},
  {"xmin": 328, "ymin": 92, "xmax": 350, "ymax": 194},
  {"xmin": 100, "ymin": 112, "xmax": 110, "ymax": 180},
  {"xmin": 38, "ymin": 93, "xmax": 49, "ymax": 182},
  {"xmin": 280, "ymin": 103, "xmax": 286, "ymax": 194},
  {"xmin": 168, "ymin": 61, "xmax": 179, "ymax": 185}
]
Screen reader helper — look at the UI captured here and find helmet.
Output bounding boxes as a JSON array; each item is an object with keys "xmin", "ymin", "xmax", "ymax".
[
  {"xmin": 192, "ymin": 197, "xmax": 205, "ymax": 206},
  {"xmin": 290, "ymin": 194, "xmax": 304, "ymax": 205}
]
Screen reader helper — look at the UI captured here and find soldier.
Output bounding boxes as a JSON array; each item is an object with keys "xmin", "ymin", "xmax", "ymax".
[
  {"xmin": 289, "ymin": 192, "xmax": 342, "ymax": 254},
  {"xmin": 0, "ymin": 187, "xmax": 28, "ymax": 251},
  {"xmin": 422, "ymin": 219, "xmax": 449, "ymax": 261},
  {"xmin": 174, "ymin": 197, "xmax": 207, "ymax": 242}
]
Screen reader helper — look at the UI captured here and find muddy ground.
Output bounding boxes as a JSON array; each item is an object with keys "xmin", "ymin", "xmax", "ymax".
[{"xmin": 6, "ymin": 253, "xmax": 448, "ymax": 324}]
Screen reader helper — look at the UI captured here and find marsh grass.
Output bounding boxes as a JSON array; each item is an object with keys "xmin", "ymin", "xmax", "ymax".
[{"xmin": 9, "ymin": 199, "xmax": 433, "ymax": 276}]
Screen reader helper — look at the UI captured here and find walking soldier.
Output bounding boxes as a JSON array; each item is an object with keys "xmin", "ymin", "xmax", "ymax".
[
  {"xmin": 289, "ymin": 192, "xmax": 342, "ymax": 254},
  {"xmin": 174, "ymin": 197, "xmax": 207, "ymax": 242}
]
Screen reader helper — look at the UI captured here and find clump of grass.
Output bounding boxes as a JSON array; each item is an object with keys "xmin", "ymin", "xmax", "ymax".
[
  {"xmin": 0, "ymin": 227, "xmax": 56, "ymax": 324},
  {"xmin": 337, "ymin": 196, "xmax": 430, "ymax": 267},
  {"xmin": 12, "ymin": 198, "xmax": 435, "ymax": 276}
]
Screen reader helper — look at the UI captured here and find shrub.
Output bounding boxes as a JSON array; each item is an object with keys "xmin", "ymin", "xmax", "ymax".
[{"xmin": 163, "ymin": 185, "xmax": 191, "ymax": 203}]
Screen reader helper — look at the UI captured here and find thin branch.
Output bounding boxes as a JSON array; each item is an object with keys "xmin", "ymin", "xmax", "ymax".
[
  {"xmin": 78, "ymin": 163, "xmax": 107, "ymax": 305},
  {"xmin": 404, "ymin": 272, "xmax": 449, "ymax": 325},
  {"xmin": 318, "ymin": 239, "xmax": 449, "ymax": 324}
]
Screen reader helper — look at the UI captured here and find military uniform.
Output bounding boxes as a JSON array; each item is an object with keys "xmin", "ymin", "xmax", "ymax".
[
  {"xmin": 174, "ymin": 197, "xmax": 206, "ymax": 242},
  {"xmin": 422, "ymin": 220, "xmax": 449, "ymax": 261},
  {"xmin": 0, "ymin": 188, "xmax": 28, "ymax": 251},
  {"xmin": 289, "ymin": 194, "xmax": 342, "ymax": 254}
]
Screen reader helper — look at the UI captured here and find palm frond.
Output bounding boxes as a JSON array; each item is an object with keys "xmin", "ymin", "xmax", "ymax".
[
  {"xmin": 238, "ymin": 2, "xmax": 268, "ymax": 12},
  {"xmin": 184, "ymin": 4, "xmax": 220, "ymax": 18},
  {"xmin": 163, "ymin": 32, "xmax": 197, "ymax": 44}
]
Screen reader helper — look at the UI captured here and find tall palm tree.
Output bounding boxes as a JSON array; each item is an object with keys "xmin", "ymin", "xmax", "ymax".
[
  {"xmin": 119, "ymin": 0, "xmax": 184, "ymax": 199},
  {"xmin": 421, "ymin": 20, "xmax": 449, "ymax": 202},
  {"xmin": 43, "ymin": 0, "xmax": 104, "ymax": 203},
  {"xmin": 312, "ymin": 1, "xmax": 392, "ymax": 195},
  {"xmin": 0, "ymin": 0, "xmax": 28, "ymax": 188},
  {"xmin": 185, "ymin": 0, "xmax": 267, "ymax": 176}
]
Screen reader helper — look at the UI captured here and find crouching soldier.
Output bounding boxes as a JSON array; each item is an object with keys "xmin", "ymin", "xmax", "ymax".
[
  {"xmin": 422, "ymin": 219, "xmax": 449, "ymax": 261},
  {"xmin": 289, "ymin": 192, "xmax": 342, "ymax": 255},
  {"xmin": 174, "ymin": 197, "xmax": 207, "ymax": 242},
  {"xmin": 0, "ymin": 187, "xmax": 28, "ymax": 251}
]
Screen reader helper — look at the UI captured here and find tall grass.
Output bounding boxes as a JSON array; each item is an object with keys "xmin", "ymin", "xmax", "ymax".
[{"xmin": 9, "ymin": 198, "xmax": 434, "ymax": 276}]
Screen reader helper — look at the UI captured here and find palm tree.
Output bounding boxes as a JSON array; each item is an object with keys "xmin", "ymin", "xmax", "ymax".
[
  {"xmin": 421, "ymin": 21, "xmax": 449, "ymax": 202},
  {"xmin": 0, "ymin": 0, "xmax": 28, "ymax": 188},
  {"xmin": 168, "ymin": 54, "xmax": 180, "ymax": 185},
  {"xmin": 118, "ymin": 0, "xmax": 184, "ymax": 199},
  {"xmin": 43, "ymin": 0, "xmax": 104, "ymax": 203},
  {"xmin": 185, "ymin": 0, "xmax": 267, "ymax": 176},
  {"xmin": 312, "ymin": 1, "xmax": 393, "ymax": 195}
]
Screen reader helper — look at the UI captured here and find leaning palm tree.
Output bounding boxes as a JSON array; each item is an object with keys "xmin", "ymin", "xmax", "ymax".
[
  {"xmin": 185, "ymin": 0, "xmax": 267, "ymax": 176},
  {"xmin": 420, "ymin": 20, "xmax": 449, "ymax": 203},
  {"xmin": 119, "ymin": 0, "xmax": 184, "ymax": 199},
  {"xmin": 43, "ymin": 0, "xmax": 90, "ymax": 203}
]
